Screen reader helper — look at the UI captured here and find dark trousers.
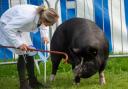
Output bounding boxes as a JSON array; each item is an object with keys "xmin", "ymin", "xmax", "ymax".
[
  {"xmin": 17, "ymin": 55, "xmax": 36, "ymax": 87},
  {"xmin": 17, "ymin": 54, "xmax": 44, "ymax": 89}
]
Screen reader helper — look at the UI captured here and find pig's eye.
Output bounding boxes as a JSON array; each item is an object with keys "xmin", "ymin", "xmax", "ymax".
[
  {"xmin": 92, "ymin": 51, "xmax": 97, "ymax": 56},
  {"xmin": 87, "ymin": 48, "xmax": 97, "ymax": 56}
]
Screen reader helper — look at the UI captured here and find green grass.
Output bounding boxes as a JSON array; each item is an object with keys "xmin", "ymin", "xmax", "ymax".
[{"xmin": 0, "ymin": 57, "xmax": 128, "ymax": 89}]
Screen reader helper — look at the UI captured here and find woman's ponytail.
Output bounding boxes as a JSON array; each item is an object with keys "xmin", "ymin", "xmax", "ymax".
[{"xmin": 37, "ymin": 5, "xmax": 59, "ymax": 25}]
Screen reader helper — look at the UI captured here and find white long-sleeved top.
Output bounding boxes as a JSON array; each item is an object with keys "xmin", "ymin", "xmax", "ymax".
[
  {"xmin": 0, "ymin": 4, "xmax": 39, "ymax": 48},
  {"xmin": 0, "ymin": 4, "xmax": 49, "ymax": 55}
]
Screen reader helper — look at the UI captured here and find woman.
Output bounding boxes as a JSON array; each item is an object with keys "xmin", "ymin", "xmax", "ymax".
[{"xmin": 0, "ymin": 4, "xmax": 59, "ymax": 89}]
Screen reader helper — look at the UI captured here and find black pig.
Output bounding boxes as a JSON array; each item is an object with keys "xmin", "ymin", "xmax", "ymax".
[{"xmin": 50, "ymin": 18, "xmax": 109, "ymax": 85}]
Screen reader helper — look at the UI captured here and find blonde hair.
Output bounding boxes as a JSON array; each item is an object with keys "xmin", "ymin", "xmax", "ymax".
[{"xmin": 37, "ymin": 6, "xmax": 59, "ymax": 24}]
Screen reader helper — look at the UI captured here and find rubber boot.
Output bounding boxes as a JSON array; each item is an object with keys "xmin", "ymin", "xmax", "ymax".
[
  {"xmin": 17, "ymin": 55, "xmax": 32, "ymax": 89},
  {"xmin": 26, "ymin": 55, "xmax": 44, "ymax": 88}
]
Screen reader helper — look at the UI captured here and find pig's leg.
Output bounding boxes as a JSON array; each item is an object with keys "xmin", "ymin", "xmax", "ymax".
[
  {"xmin": 73, "ymin": 76, "xmax": 80, "ymax": 85},
  {"xmin": 71, "ymin": 63, "xmax": 81, "ymax": 85},
  {"xmin": 50, "ymin": 54, "xmax": 62, "ymax": 81},
  {"xmin": 99, "ymin": 71, "xmax": 105, "ymax": 85},
  {"xmin": 99, "ymin": 61, "xmax": 106, "ymax": 85},
  {"xmin": 73, "ymin": 65, "xmax": 82, "ymax": 85}
]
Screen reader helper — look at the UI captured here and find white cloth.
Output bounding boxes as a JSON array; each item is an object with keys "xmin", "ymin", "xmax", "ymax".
[
  {"xmin": 0, "ymin": 5, "xmax": 48, "ymax": 55},
  {"xmin": 39, "ymin": 25, "xmax": 49, "ymax": 41}
]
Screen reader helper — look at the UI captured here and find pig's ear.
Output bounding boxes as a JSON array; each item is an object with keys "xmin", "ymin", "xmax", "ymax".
[{"xmin": 72, "ymin": 48, "xmax": 81, "ymax": 53}]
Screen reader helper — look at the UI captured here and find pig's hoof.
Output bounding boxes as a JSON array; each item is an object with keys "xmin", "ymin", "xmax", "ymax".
[
  {"xmin": 73, "ymin": 82, "xmax": 80, "ymax": 86},
  {"xmin": 50, "ymin": 74, "xmax": 55, "ymax": 81},
  {"xmin": 99, "ymin": 77, "xmax": 106, "ymax": 85}
]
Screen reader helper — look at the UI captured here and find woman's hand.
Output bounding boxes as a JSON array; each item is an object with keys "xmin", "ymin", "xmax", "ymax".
[
  {"xmin": 19, "ymin": 44, "xmax": 29, "ymax": 51},
  {"xmin": 43, "ymin": 36, "xmax": 49, "ymax": 44}
]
